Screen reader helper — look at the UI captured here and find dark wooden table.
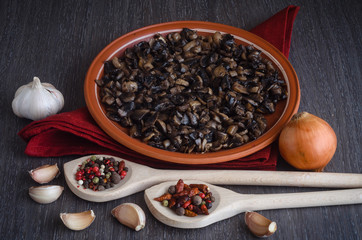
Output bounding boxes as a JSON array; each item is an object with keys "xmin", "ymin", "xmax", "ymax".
[{"xmin": 1, "ymin": 0, "xmax": 361, "ymax": 239}]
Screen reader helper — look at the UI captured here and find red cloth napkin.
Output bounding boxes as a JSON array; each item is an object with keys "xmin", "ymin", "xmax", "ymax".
[
  {"xmin": 251, "ymin": 5, "xmax": 299, "ymax": 58},
  {"xmin": 18, "ymin": 5, "xmax": 300, "ymax": 170}
]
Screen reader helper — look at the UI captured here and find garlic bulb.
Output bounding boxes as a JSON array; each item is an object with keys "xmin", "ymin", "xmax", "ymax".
[{"xmin": 12, "ymin": 76, "xmax": 64, "ymax": 121}]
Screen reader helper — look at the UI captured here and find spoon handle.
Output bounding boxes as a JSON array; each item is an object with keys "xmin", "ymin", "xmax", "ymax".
[
  {"xmin": 238, "ymin": 188, "xmax": 362, "ymax": 212},
  {"xmin": 155, "ymin": 170, "xmax": 362, "ymax": 188}
]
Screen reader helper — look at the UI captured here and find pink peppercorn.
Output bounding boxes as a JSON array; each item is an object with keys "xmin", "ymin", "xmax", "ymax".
[{"xmin": 120, "ymin": 170, "xmax": 127, "ymax": 177}]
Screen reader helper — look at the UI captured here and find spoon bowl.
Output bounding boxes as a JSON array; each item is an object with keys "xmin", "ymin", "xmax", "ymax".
[
  {"xmin": 64, "ymin": 155, "xmax": 362, "ymax": 202},
  {"xmin": 64, "ymin": 155, "xmax": 153, "ymax": 202},
  {"xmin": 144, "ymin": 180, "xmax": 362, "ymax": 229}
]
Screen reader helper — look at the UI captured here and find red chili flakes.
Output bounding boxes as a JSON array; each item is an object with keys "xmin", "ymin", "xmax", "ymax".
[{"xmin": 154, "ymin": 179, "xmax": 215, "ymax": 217}]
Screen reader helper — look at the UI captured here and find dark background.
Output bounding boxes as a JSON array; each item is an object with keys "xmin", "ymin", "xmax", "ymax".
[{"xmin": 0, "ymin": 0, "xmax": 361, "ymax": 239}]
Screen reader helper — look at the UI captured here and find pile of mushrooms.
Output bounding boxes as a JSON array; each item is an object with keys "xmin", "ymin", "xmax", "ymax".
[{"xmin": 96, "ymin": 28, "xmax": 287, "ymax": 153}]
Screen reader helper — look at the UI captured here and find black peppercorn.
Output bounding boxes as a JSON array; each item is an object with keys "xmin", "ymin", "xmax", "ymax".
[
  {"xmin": 205, "ymin": 201, "xmax": 212, "ymax": 209},
  {"xmin": 168, "ymin": 185, "xmax": 176, "ymax": 194}
]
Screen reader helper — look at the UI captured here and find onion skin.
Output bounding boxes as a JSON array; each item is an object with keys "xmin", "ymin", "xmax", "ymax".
[{"xmin": 278, "ymin": 112, "xmax": 337, "ymax": 172}]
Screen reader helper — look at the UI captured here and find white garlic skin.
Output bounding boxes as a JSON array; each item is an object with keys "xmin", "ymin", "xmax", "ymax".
[
  {"xmin": 29, "ymin": 185, "xmax": 64, "ymax": 204},
  {"xmin": 12, "ymin": 76, "xmax": 64, "ymax": 121},
  {"xmin": 60, "ymin": 210, "xmax": 96, "ymax": 231},
  {"xmin": 245, "ymin": 211, "xmax": 277, "ymax": 238},
  {"xmin": 29, "ymin": 163, "xmax": 60, "ymax": 184},
  {"xmin": 111, "ymin": 203, "xmax": 146, "ymax": 231}
]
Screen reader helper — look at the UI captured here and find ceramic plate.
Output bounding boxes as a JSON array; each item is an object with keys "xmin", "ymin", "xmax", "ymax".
[{"xmin": 84, "ymin": 21, "xmax": 300, "ymax": 164}]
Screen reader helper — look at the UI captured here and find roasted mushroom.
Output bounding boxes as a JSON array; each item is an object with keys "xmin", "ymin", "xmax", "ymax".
[{"xmin": 96, "ymin": 28, "xmax": 287, "ymax": 153}]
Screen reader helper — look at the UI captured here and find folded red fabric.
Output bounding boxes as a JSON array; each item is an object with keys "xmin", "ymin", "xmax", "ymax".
[
  {"xmin": 18, "ymin": 5, "xmax": 299, "ymax": 170},
  {"xmin": 251, "ymin": 5, "xmax": 300, "ymax": 58}
]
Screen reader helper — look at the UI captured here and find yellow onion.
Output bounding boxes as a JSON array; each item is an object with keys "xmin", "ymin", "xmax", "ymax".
[{"xmin": 278, "ymin": 112, "xmax": 337, "ymax": 171}]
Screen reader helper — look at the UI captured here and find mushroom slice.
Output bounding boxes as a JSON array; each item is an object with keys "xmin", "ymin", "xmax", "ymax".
[
  {"xmin": 106, "ymin": 112, "xmax": 121, "ymax": 122},
  {"xmin": 180, "ymin": 114, "xmax": 190, "ymax": 125},
  {"xmin": 189, "ymin": 100, "xmax": 201, "ymax": 111},
  {"xmin": 129, "ymin": 125, "xmax": 141, "ymax": 138},
  {"xmin": 130, "ymin": 109, "xmax": 150, "ymax": 121},
  {"xmin": 216, "ymin": 131, "xmax": 228, "ymax": 143},
  {"xmin": 175, "ymin": 78, "xmax": 189, "ymax": 87},
  {"xmin": 211, "ymin": 141, "xmax": 223, "ymax": 151},
  {"xmin": 122, "ymin": 81, "xmax": 138, "ymax": 93},
  {"xmin": 227, "ymin": 125, "xmax": 238, "ymax": 135},
  {"xmin": 144, "ymin": 112, "xmax": 159, "ymax": 128},
  {"xmin": 103, "ymin": 96, "xmax": 115, "ymax": 105},
  {"xmin": 155, "ymin": 119, "xmax": 167, "ymax": 133},
  {"xmin": 120, "ymin": 92, "xmax": 135, "ymax": 103},
  {"xmin": 232, "ymin": 82, "xmax": 249, "ymax": 95},
  {"xmin": 263, "ymin": 100, "xmax": 275, "ymax": 113},
  {"xmin": 186, "ymin": 111, "xmax": 198, "ymax": 126}
]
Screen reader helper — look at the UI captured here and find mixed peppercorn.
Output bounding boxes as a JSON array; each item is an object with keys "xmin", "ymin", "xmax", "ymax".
[
  {"xmin": 75, "ymin": 156, "xmax": 128, "ymax": 191},
  {"xmin": 154, "ymin": 179, "xmax": 215, "ymax": 217}
]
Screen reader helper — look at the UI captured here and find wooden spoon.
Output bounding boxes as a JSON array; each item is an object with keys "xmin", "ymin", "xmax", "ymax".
[
  {"xmin": 144, "ymin": 180, "xmax": 362, "ymax": 229},
  {"xmin": 64, "ymin": 155, "xmax": 362, "ymax": 202}
]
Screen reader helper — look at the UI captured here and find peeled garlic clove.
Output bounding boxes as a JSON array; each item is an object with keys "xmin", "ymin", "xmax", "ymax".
[
  {"xmin": 29, "ymin": 185, "xmax": 64, "ymax": 204},
  {"xmin": 29, "ymin": 163, "xmax": 60, "ymax": 184},
  {"xmin": 245, "ymin": 211, "xmax": 277, "ymax": 238},
  {"xmin": 60, "ymin": 210, "xmax": 96, "ymax": 231},
  {"xmin": 111, "ymin": 203, "xmax": 146, "ymax": 231}
]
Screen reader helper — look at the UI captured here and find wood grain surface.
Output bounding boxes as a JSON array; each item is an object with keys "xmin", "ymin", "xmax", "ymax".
[{"xmin": 0, "ymin": 0, "xmax": 361, "ymax": 239}]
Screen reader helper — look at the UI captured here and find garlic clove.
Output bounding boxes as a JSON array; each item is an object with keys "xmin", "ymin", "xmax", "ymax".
[
  {"xmin": 60, "ymin": 210, "xmax": 96, "ymax": 231},
  {"xmin": 29, "ymin": 163, "xmax": 60, "ymax": 184},
  {"xmin": 111, "ymin": 203, "xmax": 146, "ymax": 231},
  {"xmin": 245, "ymin": 211, "xmax": 277, "ymax": 238},
  {"xmin": 29, "ymin": 185, "xmax": 64, "ymax": 204},
  {"xmin": 12, "ymin": 76, "xmax": 64, "ymax": 121}
]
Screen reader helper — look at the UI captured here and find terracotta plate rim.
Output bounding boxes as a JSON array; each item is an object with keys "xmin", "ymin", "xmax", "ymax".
[{"xmin": 84, "ymin": 20, "xmax": 300, "ymax": 165}]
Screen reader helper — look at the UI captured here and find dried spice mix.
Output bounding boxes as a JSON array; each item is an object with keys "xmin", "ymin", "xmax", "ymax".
[
  {"xmin": 154, "ymin": 179, "xmax": 215, "ymax": 217},
  {"xmin": 75, "ymin": 156, "xmax": 128, "ymax": 191}
]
